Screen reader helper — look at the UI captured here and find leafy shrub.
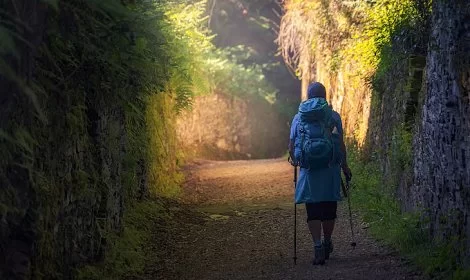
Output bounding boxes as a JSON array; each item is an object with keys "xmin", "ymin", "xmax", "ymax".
[{"xmin": 349, "ymin": 149, "xmax": 470, "ymax": 279}]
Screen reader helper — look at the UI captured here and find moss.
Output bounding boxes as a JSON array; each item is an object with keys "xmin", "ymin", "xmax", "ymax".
[
  {"xmin": 146, "ymin": 93, "xmax": 182, "ymax": 198},
  {"xmin": 1, "ymin": 1, "xmax": 191, "ymax": 277},
  {"xmin": 349, "ymin": 148, "xmax": 469, "ymax": 279},
  {"xmin": 392, "ymin": 123, "xmax": 413, "ymax": 170},
  {"xmin": 1, "ymin": 0, "xmax": 285, "ymax": 278},
  {"xmin": 76, "ymin": 200, "xmax": 167, "ymax": 280}
]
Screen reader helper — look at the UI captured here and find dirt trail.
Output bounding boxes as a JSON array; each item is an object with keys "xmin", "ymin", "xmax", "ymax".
[{"xmin": 164, "ymin": 159, "xmax": 424, "ymax": 280}]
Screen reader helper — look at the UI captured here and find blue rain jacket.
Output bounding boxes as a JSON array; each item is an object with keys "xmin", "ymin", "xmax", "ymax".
[{"xmin": 290, "ymin": 110, "xmax": 343, "ymax": 204}]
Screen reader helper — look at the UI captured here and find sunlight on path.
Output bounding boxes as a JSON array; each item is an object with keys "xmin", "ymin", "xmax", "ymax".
[{"xmin": 166, "ymin": 159, "xmax": 424, "ymax": 280}]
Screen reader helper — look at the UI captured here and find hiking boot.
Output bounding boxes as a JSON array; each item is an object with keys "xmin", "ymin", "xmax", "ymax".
[
  {"xmin": 323, "ymin": 239, "xmax": 334, "ymax": 260},
  {"xmin": 312, "ymin": 245, "xmax": 325, "ymax": 265}
]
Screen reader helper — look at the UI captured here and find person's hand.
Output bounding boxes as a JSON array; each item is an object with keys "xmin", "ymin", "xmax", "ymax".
[
  {"xmin": 288, "ymin": 155, "xmax": 298, "ymax": 167},
  {"xmin": 342, "ymin": 165, "xmax": 352, "ymax": 181}
]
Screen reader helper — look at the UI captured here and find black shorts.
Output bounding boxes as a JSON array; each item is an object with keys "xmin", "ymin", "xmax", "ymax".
[{"xmin": 305, "ymin": 202, "xmax": 337, "ymax": 221}]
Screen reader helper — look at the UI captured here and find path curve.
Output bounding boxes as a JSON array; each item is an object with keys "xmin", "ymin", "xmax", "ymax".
[{"xmin": 167, "ymin": 159, "xmax": 423, "ymax": 280}]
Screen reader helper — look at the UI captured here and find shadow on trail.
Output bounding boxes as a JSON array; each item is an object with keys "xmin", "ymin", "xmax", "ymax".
[{"xmin": 159, "ymin": 159, "xmax": 424, "ymax": 280}]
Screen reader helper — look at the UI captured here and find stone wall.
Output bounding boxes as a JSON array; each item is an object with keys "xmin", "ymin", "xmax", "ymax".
[
  {"xmin": 279, "ymin": 0, "xmax": 470, "ymax": 264},
  {"xmin": 0, "ymin": 1, "xmax": 49, "ymax": 278},
  {"xmin": 314, "ymin": 61, "xmax": 373, "ymax": 147},
  {"xmin": 0, "ymin": 2, "xmax": 176, "ymax": 278},
  {"xmin": 286, "ymin": 1, "xmax": 428, "ymax": 206},
  {"xmin": 315, "ymin": 0, "xmax": 470, "ymax": 260},
  {"xmin": 316, "ymin": 53, "xmax": 425, "ymax": 208},
  {"xmin": 412, "ymin": 0, "xmax": 470, "ymax": 256}
]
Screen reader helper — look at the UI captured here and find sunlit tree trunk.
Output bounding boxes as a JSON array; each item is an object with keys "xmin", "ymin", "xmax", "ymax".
[{"xmin": 413, "ymin": 0, "xmax": 470, "ymax": 255}]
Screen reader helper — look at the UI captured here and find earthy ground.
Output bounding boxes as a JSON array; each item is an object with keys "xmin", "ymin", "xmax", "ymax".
[{"xmin": 155, "ymin": 159, "xmax": 425, "ymax": 280}]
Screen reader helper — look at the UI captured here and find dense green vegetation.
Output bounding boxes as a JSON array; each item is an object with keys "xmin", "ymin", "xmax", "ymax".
[
  {"xmin": 349, "ymin": 150, "xmax": 470, "ymax": 279},
  {"xmin": 208, "ymin": 0, "xmax": 300, "ymax": 114},
  {"xmin": 77, "ymin": 200, "xmax": 170, "ymax": 279},
  {"xmin": 280, "ymin": 0, "xmax": 470, "ymax": 278},
  {"xmin": 2, "ymin": 0, "xmax": 469, "ymax": 278},
  {"xmin": 0, "ymin": 0, "xmax": 280, "ymax": 278}
]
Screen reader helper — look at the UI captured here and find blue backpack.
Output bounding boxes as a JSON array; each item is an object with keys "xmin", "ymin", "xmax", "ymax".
[{"xmin": 293, "ymin": 98, "xmax": 339, "ymax": 169}]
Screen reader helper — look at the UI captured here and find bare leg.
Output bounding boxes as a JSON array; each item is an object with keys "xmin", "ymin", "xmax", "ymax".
[
  {"xmin": 308, "ymin": 220, "xmax": 325, "ymax": 264},
  {"xmin": 307, "ymin": 220, "xmax": 322, "ymax": 244},
  {"xmin": 322, "ymin": 219, "xmax": 335, "ymax": 240},
  {"xmin": 322, "ymin": 219, "xmax": 335, "ymax": 259}
]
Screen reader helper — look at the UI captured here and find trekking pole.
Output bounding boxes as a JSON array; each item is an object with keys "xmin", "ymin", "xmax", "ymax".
[
  {"xmin": 341, "ymin": 177, "xmax": 356, "ymax": 248},
  {"xmin": 293, "ymin": 165, "xmax": 298, "ymax": 265}
]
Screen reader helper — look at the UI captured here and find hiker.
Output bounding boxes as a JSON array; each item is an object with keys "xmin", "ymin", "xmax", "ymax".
[{"xmin": 289, "ymin": 82, "xmax": 352, "ymax": 265}]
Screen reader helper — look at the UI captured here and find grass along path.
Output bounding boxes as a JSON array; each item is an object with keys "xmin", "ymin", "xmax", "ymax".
[{"xmin": 153, "ymin": 159, "xmax": 425, "ymax": 280}]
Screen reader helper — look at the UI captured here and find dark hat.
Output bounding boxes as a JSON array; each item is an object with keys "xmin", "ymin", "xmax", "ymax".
[{"xmin": 307, "ymin": 82, "xmax": 326, "ymax": 99}]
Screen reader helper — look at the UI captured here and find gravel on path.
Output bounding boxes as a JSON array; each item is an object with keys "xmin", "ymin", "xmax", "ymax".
[{"xmin": 159, "ymin": 159, "xmax": 424, "ymax": 280}]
